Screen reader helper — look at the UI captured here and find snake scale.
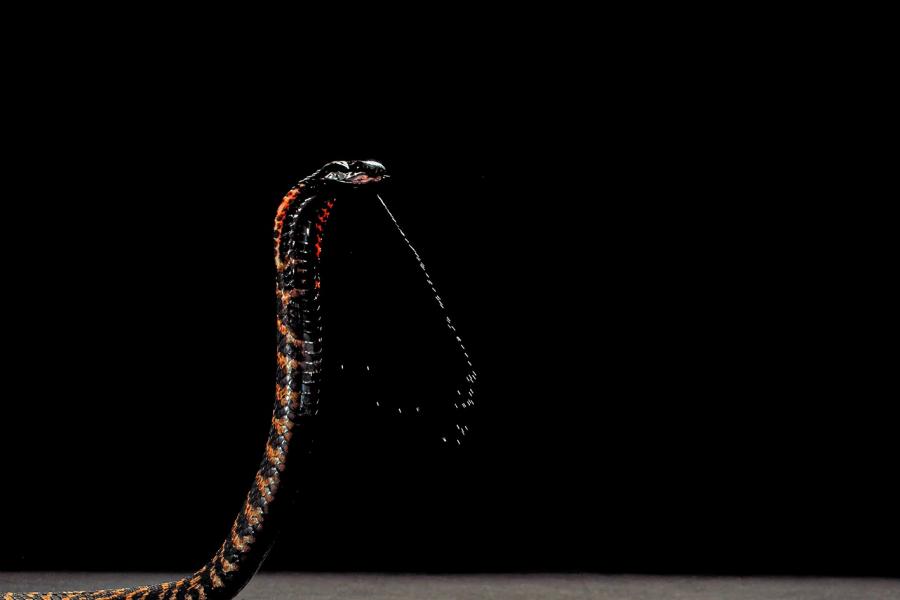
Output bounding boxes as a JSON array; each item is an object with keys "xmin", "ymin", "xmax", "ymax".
[{"xmin": 4, "ymin": 160, "xmax": 393, "ymax": 600}]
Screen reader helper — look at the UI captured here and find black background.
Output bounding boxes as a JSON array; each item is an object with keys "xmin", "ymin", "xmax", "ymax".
[{"xmin": 0, "ymin": 51, "xmax": 895, "ymax": 578}]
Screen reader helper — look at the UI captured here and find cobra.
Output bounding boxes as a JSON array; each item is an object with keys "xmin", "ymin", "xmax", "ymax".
[{"xmin": 4, "ymin": 160, "xmax": 391, "ymax": 600}]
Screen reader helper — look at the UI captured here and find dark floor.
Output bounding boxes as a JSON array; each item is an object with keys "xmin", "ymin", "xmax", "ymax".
[{"xmin": 2, "ymin": 573, "xmax": 899, "ymax": 600}]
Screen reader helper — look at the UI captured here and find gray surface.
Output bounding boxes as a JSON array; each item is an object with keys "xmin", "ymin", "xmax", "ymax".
[{"xmin": 2, "ymin": 573, "xmax": 899, "ymax": 600}]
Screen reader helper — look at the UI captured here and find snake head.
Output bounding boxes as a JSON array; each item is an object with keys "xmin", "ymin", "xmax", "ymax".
[{"xmin": 317, "ymin": 160, "xmax": 388, "ymax": 185}]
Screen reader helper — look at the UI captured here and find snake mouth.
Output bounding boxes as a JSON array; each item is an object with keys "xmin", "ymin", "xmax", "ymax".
[{"xmin": 347, "ymin": 173, "xmax": 389, "ymax": 185}]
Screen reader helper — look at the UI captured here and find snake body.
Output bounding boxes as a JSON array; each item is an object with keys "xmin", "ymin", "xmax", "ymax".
[{"xmin": 4, "ymin": 160, "xmax": 389, "ymax": 600}]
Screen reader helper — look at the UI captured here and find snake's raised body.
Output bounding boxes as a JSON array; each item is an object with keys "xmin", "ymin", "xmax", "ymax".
[{"xmin": 4, "ymin": 160, "xmax": 392, "ymax": 600}]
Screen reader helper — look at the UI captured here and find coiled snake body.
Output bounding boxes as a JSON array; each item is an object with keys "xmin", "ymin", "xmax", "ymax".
[{"xmin": 4, "ymin": 160, "xmax": 390, "ymax": 600}]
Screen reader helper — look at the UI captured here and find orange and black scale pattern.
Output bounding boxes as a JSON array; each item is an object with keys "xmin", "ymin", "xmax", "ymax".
[{"xmin": 4, "ymin": 161, "xmax": 388, "ymax": 600}]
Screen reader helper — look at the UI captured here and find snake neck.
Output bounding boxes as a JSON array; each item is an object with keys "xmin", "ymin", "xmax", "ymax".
[
  {"xmin": 174, "ymin": 183, "xmax": 335, "ymax": 600},
  {"xmin": 4, "ymin": 179, "xmax": 337, "ymax": 600},
  {"xmin": 182, "ymin": 183, "xmax": 335, "ymax": 599}
]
